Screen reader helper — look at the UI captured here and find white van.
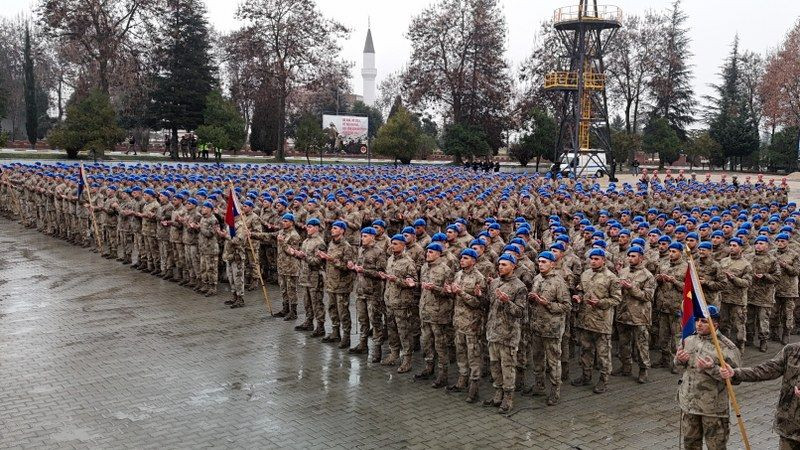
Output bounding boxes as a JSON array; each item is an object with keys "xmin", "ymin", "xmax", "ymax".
[{"xmin": 559, "ymin": 152, "xmax": 608, "ymax": 178}]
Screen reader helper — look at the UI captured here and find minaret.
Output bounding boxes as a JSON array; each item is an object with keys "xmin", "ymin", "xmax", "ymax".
[{"xmin": 361, "ymin": 20, "xmax": 376, "ymax": 107}]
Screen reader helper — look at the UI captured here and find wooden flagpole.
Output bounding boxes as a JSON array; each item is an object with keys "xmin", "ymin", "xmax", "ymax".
[
  {"xmin": 229, "ymin": 183, "xmax": 273, "ymax": 316},
  {"xmin": 683, "ymin": 248, "xmax": 751, "ymax": 450},
  {"xmin": 80, "ymin": 163, "xmax": 105, "ymax": 254}
]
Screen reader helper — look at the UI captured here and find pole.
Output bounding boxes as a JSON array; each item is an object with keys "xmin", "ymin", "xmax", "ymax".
[
  {"xmin": 230, "ymin": 183, "xmax": 273, "ymax": 316},
  {"xmin": 683, "ymin": 248, "xmax": 751, "ymax": 450},
  {"xmin": 80, "ymin": 163, "xmax": 105, "ymax": 255}
]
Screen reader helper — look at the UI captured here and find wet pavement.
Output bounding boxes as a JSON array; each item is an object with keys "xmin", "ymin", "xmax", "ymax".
[{"xmin": 0, "ymin": 217, "xmax": 796, "ymax": 449}]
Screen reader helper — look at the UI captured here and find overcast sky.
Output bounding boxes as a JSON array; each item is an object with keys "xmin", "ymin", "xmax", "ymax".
[{"xmin": 5, "ymin": 0, "xmax": 800, "ymax": 113}]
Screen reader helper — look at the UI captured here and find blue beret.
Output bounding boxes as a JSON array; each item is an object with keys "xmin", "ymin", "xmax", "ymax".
[
  {"xmin": 446, "ymin": 224, "xmax": 459, "ymax": 233},
  {"xmin": 187, "ymin": 198, "xmax": 199, "ymax": 206},
  {"xmin": 516, "ymin": 228, "xmax": 530, "ymax": 236},
  {"xmin": 627, "ymin": 245, "xmax": 644, "ymax": 255},
  {"xmin": 306, "ymin": 218, "xmax": 321, "ymax": 226},
  {"xmin": 332, "ymin": 220, "xmax": 347, "ymax": 230},
  {"xmin": 202, "ymin": 201, "xmax": 214, "ymax": 209},
  {"xmin": 686, "ymin": 232, "xmax": 699, "ymax": 240},
  {"xmin": 426, "ymin": 242, "xmax": 444, "ymax": 253},
  {"xmin": 698, "ymin": 241, "xmax": 713, "ymax": 250},
  {"xmin": 729, "ymin": 237, "xmax": 743, "ymax": 246},
  {"xmin": 470, "ymin": 238, "xmax": 487, "ymax": 247},
  {"xmin": 588, "ymin": 248, "xmax": 606, "ymax": 258},
  {"xmin": 372, "ymin": 219, "xmax": 386, "ymax": 228},
  {"xmin": 556, "ymin": 234, "xmax": 570, "ymax": 243},
  {"xmin": 675, "ymin": 225, "xmax": 688, "ymax": 233},
  {"xmin": 658, "ymin": 236, "xmax": 672, "ymax": 243},
  {"xmin": 538, "ymin": 251, "xmax": 556, "ymax": 262},
  {"xmin": 668, "ymin": 242, "xmax": 684, "ymax": 251},
  {"xmin": 631, "ymin": 238, "xmax": 646, "ymax": 247},
  {"xmin": 281, "ymin": 213, "xmax": 295, "ymax": 222},
  {"xmin": 503, "ymin": 244, "xmax": 521, "ymax": 254},
  {"xmin": 461, "ymin": 248, "xmax": 478, "ymax": 260},
  {"xmin": 488, "ymin": 223, "xmax": 501, "ymax": 230},
  {"xmin": 431, "ymin": 232, "xmax": 447, "ymax": 242},
  {"xmin": 776, "ymin": 233, "xmax": 790, "ymax": 241},
  {"xmin": 707, "ymin": 305, "xmax": 720, "ymax": 319},
  {"xmin": 413, "ymin": 219, "xmax": 427, "ymax": 227},
  {"xmin": 361, "ymin": 226, "xmax": 377, "ymax": 235},
  {"xmin": 401, "ymin": 226, "xmax": 415, "ymax": 235},
  {"xmin": 498, "ymin": 253, "xmax": 517, "ymax": 265},
  {"xmin": 711, "ymin": 230, "xmax": 724, "ymax": 237},
  {"xmin": 391, "ymin": 234, "xmax": 407, "ymax": 243},
  {"xmin": 243, "ymin": 200, "xmax": 254, "ymax": 208},
  {"xmin": 755, "ymin": 236, "xmax": 770, "ymax": 244},
  {"xmin": 550, "ymin": 242, "xmax": 566, "ymax": 252},
  {"xmin": 593, "ymin": 240, "xmax": 607, "ymax": 249},
  {"xmin": 648, "ymin": 229, "xmax": 662, "ymax": 236}
]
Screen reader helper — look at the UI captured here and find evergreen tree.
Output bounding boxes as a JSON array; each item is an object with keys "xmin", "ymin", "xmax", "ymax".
[
  {"xmin": 510, "ymin": 108, "xmax": 556, "ymax": 169},
  {"xmin": 643, "ymin": 117, "xmax": 680, "ymax": 168},
  {"xmin": 195, "ymin": 90, "xmax": 246, "ymax": 151},
  {"xmin": 649, "ymin": 0, "xmax": 695, "ymax": 140},
  {"xmin": 23, "ymin": 24, "xmax": 37, "ymax": 149},
  {"xmin": 373, "ymin": 106, "xmax": 423, "ymax": 164},
  {"xmin": 149, "ymin": 0, "xmax": 217, "ymax": 159},
  {"xmin": 708, "ymin": 36, "xmax": 760, "ymax": 170},
  {"xmin": 48, "ymin": 89, "xmax": 124, "ymax": 158},
  {"xmin": 249, "ymin": 85, "xmax": 281, "ymax": 155}
]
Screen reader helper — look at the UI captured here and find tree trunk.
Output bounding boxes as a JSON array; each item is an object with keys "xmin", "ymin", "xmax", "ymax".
[
  {"xmin": 535, "ymin": 154, "xmax": 541, "ymax": 172},
  {"xmin": 171, "ymin": 126, "xmax": 179, "ymax": 161},
  {"xmin": 276, "ymin": 82, "xmax": 287, "ymax": 162}
]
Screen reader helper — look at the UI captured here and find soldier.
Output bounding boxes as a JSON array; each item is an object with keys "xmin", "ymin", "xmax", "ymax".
[
  {"xmin": 482, "ymin": 253, "xmax": 527, "ymax": 414},
  {"xmin": 378, "ymin": 234, "xmax": 419, "ymax": 372},
  {"xmin": 319, "ymin": 221, "xmax": 356, "ymax": 349},
  {"xmin": 348, "ymin": 226, "xmax": 387, "ymax": 358},
  {"xmin": 128, "ymin": 186, "xmax": 145, "ymax": 268},
  {"xmin": 747, "ymin": 235, "xmax": 779, "ymax": 352},
  {"xmin": 528, "ymin": 251, "xmax": 571, "ymax": 405},
  {"xmin": 101, "ymin": 186, "xmax": 119, "ymax": 259},
  {"xmin": 416, "ymin": 242, "xmax": 455, "ymax": 388},
  {"xmin": 654, "ymin": 242, "xmax": 689, "ymax": 372},
  {"xmin": 695, "ymin": 241, "xmax": 725, "ymax": 308},
  {"xmin": 168, "ymin": 193, "xmax": 186, "ymax": 282},
  {"xmin": 181, "ymin": 198, "xmax": 202, "ymax": 288},
  {"xmin": 197, "ymin": 201, "xmax": 222, "ymax": 296},
  {"xmin": 156, "ymin": 190, "xmax": 174, "ymax": 279},
  {"xmin": 675, "ymin": 306, "xmax": 741, "ymax": 450},
  {"xmin": 445, "ymin": 248, "xmax": 487, "ymax": 403},
  {"xmin": 772, "ymin": 232, "xmax": 800, "ymax": 344},
  {"xmin": 614, "ymin": 246, "xmax": 657, "ymax": 383},
  {"xmin": 720, "ymin": 342, "xmax": 800, "ymax": 449},
  {"xmin": 272, "ymin": 213, "xmax": 302, "ymax": 320},
  {"xmin": 294, "ymin": 218, "xmax": 327, "ymax": 335},
  {"xmin": 222, "ymin": 213, "xmax": 247, "ymax": 308},
  {"xmin": 571, "ymin": 248, "xmax": 621, "ymax": 394},
  {"xmin": 139, "ymin": 189, "xmax": 160, "ymax": 273},
  {"xmin": 718, "ymin": 237, "xmax": 754, "ymax": 351}
]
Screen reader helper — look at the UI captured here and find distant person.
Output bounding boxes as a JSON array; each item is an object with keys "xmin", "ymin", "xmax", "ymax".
[{"xmin": 125, "ymin": 135, "xmax": 136, "ymax": 155}]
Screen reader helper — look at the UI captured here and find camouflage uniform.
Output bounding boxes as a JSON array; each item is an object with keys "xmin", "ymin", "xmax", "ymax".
[
  {"xmin": 529, "ymin": 270, "xmax": 571, "ymax": 400},
  {"xmin": 718, "ymin": 254, "xmax": 754, "ymax": 349},
  {"xmin": 276, "ymin": 227, "xmax": 302, "ymax": 317},
  {"xmin": 655, "ymin": 257, "xmax": 688, "ymax": 369},
  {"xmin": 298, "ymin": 232, "xmax": 327, "ymax": 332},
  {"xmin": 170, "ymin": 204, "xmax": 186, "ymax": 281},
  {"xmin": 747, "ymin": 250, "xmax": 779, "ymax": 347},
  {"xmin": 696, "ymin": 254, "xmax": 726, "ymax": 308},
  {"xmin": 676, "ymin": 332, "xmax": 741, "ymax": 450},
  {"xmin": 486, "ymin": 273, "xmax": 527, "ymax": 394},
  {"xmin": 451, "ymin": 266, "xmax": 487, "ymax": 384},
  {"xmin": 419, "ymin": 256, "xmax": 455, "ymax": 379},
  {"xmin": 615, "ymin": 263, "xmax": 657, "ymax": 375},
  {"xmin": 323, "ymin": 237, "xmax": 356, "ymax": 345},
  {"xmin": 574, "ymin": 266, "xmax": 621, "ymax": 388},
  {"xmin": 731, "ymin": 343, "xmax": 800, "ymax": 448},
  {"xmin": 773, "ymin": 248, "xmax": 800, "ymax": 342},
  {"xmin": 353, "ymin": 242, "xmax": 387, "ymax": 354},
  {"xmin": 197, "ymin": 213, "xmax": 220, "ymax": 294},
  {"xmin": 141, "ymin": 198, "xmax": 160, "ymax": 271},
  {"xmin": 222, "ymin": 218, "xmax": 247, "ymax": 304},
  {"xmin": 156, "ymin": 200, "xmax": 174, "ymax": 277},
  {"xmin": 182, "ymin": 206, "xmax": 201, "ymax": 286},
  {"xmin": 383, "ymin": 250, "xmax": 419, "ymax": 367}
]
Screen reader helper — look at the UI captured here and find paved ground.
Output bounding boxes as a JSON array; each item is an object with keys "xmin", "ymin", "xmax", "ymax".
[{"xmin": 0, "ymin": 218, "xmax": 795, "ymax": 449}]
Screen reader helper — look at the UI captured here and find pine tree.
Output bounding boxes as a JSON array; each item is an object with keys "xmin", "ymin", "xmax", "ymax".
[
  {"xmin": 149, "ymin": 0, "xmax": 217, "ymax": 159},
  {"xmin": 708, "ymin": 35, "xmax": 760, "ymax": 170},
  {"xmin": 23, "ymin": 24, "xmax": 37, "ymax": 149},
  {"xmin": 649, "ymin": 0, "xmax": 695, "ymax": 140}
]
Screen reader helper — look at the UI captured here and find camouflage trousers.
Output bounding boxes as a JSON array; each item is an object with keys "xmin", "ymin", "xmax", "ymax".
[
  {"xmin": 681, "ymin": 412, "xmax": 729, "ymax": 450},
  {"xmin": 617, "ymin": 323, "xmax": 651, "ymax": 369},
  {"xmin": 488, "ymin": 342, "xmax": 517, "ymax": 392},
  {"xmin": 159, "ymin": 240, "xmax": 173, "ymax": 275},
  {"xmin": 103, "ymin": 226, "xmax": 117, "ymax": 256},
  {"xmin": 199, "ymin": 253, "xmax": 218, "ymax": 292},
  {"xmin": 561, "ymin": 311, "xmax": 576, "ymax": 365},
  {"xmin": 386, "ymin": 307, "xmax": 415, "ymax": 357},
  {"xmin": 577, "ymin": 329, "xmax": 612, "ymax": 378},
  {"xmin": 454, "ymin": 331, "xmax": 482, "ymax": 381},
  {"xmin": 355, "ymin": 293, "xmax": 383, "ymax": 342},
  {"xmin": 658, "ymin": 311, "xmax": 681, "ymax": 364},
  {"xmin": 184, "ymin": 244, "xmax": 200, "ymax": 283},
  {"xmin": 779, "ymin": 437, "xmax": 800, "ymax": 450},
  {"xmin": 720, "ymin": 303, "xmax": 747, "ymax": 347},
  {"xmin": 245, "ymin": 247, "xmax": 260, "ymax": 288},
  {"xmin": 132, "ymin": 232, "xmax": 143, "ymax": 265},
  {"xmin": 746, "ymin": 304, "xmax": 771, "ymax": 342},
  {"xmin": 172, "ymin": 242, "xmax": 185, "ymax": 279},
  {"xmin": 530, "ymin": 334, "xmax": 562, "ymax": 387},
  {"xmin": 327, "ymin": 292, "xmax": 352, "ymax": 338},
  {"xmin": 226, "ymin": 258, "xmax": 246, "ymax": 296},
  {"xmin": 421, "ymin": 321, "xmax": 449, "ymax": 370},
  {"xmin": 300, "ymin": 284, "xmax": 325, "ymax": 329},
  {"xmin": 143, "ymin": 235, "xmax": 158, "ymax": 270},
  {"xmin": 118, "ymin": 231, "xmax": 132, "ymax": 261},
  {"xmin": 277, "ymin": 275, "xmax": 298, "ymax": 310},
  {"xmin": 771, "ymin": 297, "xmax": 796, "ymax": 338},
  {"xmin": 516, "ymin": 320, "xmax": 530, "ymax": 370}
]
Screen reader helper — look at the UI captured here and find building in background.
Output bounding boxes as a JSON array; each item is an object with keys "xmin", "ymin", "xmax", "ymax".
[{"xmin": 361, "ymin": 24, "xmax": 376, "ymax": 107}]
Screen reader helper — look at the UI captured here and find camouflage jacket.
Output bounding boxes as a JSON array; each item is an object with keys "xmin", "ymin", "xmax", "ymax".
[
  {"xmin": 616, "ymin": 263, "xmax": 656, "ymax": 326},
  {"xmin": 324, "ymin": 237, "xmax": 355, "ymax": 294},
  {"xmin": 775, "ymin": 248, "xmax": 800, "ymax": 297},
  {"xmin": 486, "ymin": 274, "xmax": 527, "ymax": 346},
  {"xmin": 719, "ymin": 254, "xmax": 753, "ymax": 306},
  {"xmin": 355, "ymin": 243, "xmax": 387, "ymax": 297},
  {"xmin": 676, "ymin": 332, "xmax": 741, "ymax": 418},
  {"xmin": 298, "ymin": 233, "xmax": 326, "ymax": 289},
  {"xmin": 420, "ymin": 257, "xmax": 455, "ymax": 324},
  {"xmin": 384, "ymin": 252, "xmax": 418, "ymax": 309},
  {"xmin": 156, "ymin": 202, "xmax": 174, "ymax": 240},
  {"xmin": 169, "ymin": 205, "xmax": 184, "ymax": 243},
  {"xmin": 655, "ymin": 259, "xmax": 688, "ymax": 313},
  {"xmin": 198, "ymin": 215, "xmax": 220, "ymax": 255},
  {"xmin": 276, "ymin": 227, "xmax": 302, "ymax": 276},
  {"xmin": 748, "ymin": 251, "xmax": 779, "ymax": 307},
  {"xmin": 575, "ymin": 267, "xmax": 621, "ymax": 334},
  {"xmin": 182, "ymin": 208, "xmax": 200, "ymax": 245},
  {"xmin": 733, "ymin": 343, "xmax": 800, "ymax": 441},
  {"xmin": 451, "ymin": 267, "xmax": 487, "ymax": 335},
  {"xmin": 141, "ymin": 199, "xmax": 160, "ymax": 236},
  {"xmin": 221, "ymin": 218, "xmax": 246, "ymax": 262},
  {"xmin": 696, "ymin": 256, "xmax": 726, "ymax": 305},
  {"xmin": 529, "ymin": 271, "xmax": 571, "ymax": 339}
]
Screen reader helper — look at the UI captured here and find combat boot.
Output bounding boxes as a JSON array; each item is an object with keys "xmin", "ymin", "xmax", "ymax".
[
  {"xmin": 414, "ymin": 362, "xmax": 435, "ymax": 380},
  {"xmin": 294, "ymin": 319, "xmax": 313, "ymax": 331},
  {"xmin": 431, "ymin": 367, "xmax": 448, "ymax": 389},
  {"xmin": 447, "ymin": 375, "xmax": 468, "ymax": 392},
  {"xmin": 311, "ymin": 327, "xmax": 325, "ymax": 338},
  {"xmin": 284, "ymin": 305, "xmax": 297, "ymax": 321},
  {"xmin": 397, "ymin": 355, "xmax": 413, "ymax": 373},
  {"xmin": 224, "ymin": 293, "xmax": 237, "ymax": 305},
  {"xmin": 349, "ymin": 338, "xmax": 368, "ymax": 354},
  {"xmin": 465, "ymin": 380, "xmax": 479, "ymax": 403},
  {"xmin": 529, "ymin": 379, "xmax": 545, "ymax": 396},
  {"xmin": 338, "ymin": 336, "xmax": 351, "ymax": 350},
  {"xmin": 230, "ymin": 295, "xmax": 245, "ymax": 309},
  {"xmin": 204, "ymin": 288, "xmax": 216, "ymax": 297},
  {"xmin": 514, "ymin": 367, "xmax": 525, "ymax": 392},
  {"xmin": 571, "ymin": 371, "xmax": 592, "ymax": 387},
  {"xmin": 381, "ymin": 351, "xmax": 400, "ymax": 366},
  {"xmin": 611, "ymin": 363, "xmax": 632, "ymax": 377},
  {"xmin": 637, "ymin": 368, "xmax": 649, "ymax": 384},
  {"xmin": 483, "ymin": 388, "xmax": 503, "ymax": 407},
  {"xmin": 321, "ymin": 330, "xmax": 341, "ymax": 343},
  {"xmin": 370, "ymin": 346, "xmax": 382, "ymax": 363},
  {"xmin": 498, "ymin": 391, "xmax": 513, "ymax": 414},
  {"xmin": 592, "ymin": 375, "xmax": 609, "ymax": 394},
  {"xmin": 560, "ymin": 365, "xmax": 570, "ymax": 382},
  {"xmin": 546, "ymin": 385, "xmax": 561, "ymax": 406},
  {"xmin": 759, "ymin": 339, "xmax": 768, "ymax": 353},
  {"xmin": 273, "ymin": 303, "xmax": 288, "ymax": 318}
]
